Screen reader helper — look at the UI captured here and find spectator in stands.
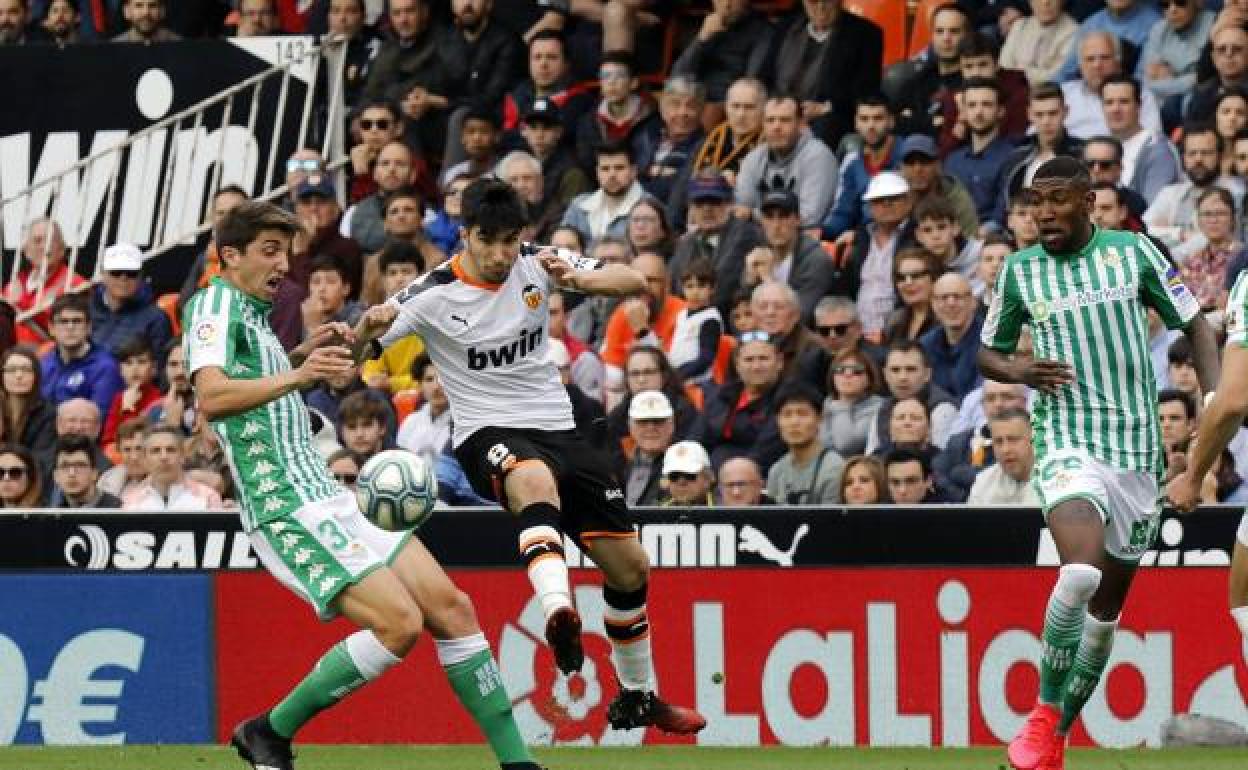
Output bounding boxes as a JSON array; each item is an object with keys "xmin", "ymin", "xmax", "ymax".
[
  {"xmin": 305, "ymin": 362, "xmax": 367, "ymax": 427},
  {"xmin": 301, "ymin": 255, "xmax": 364, "ymax": 342},
  {"xmin": 1159, "ymin": 388, "xmax": 1196, "ymax": 461},
  {"xmin": 519, "ymin": 99, "xmax": 592, "ymax": 234},
  {"xmin": 976, "ymin": 234, "xmax": 1011, "ymax": 307},
  {"xmin": 895, "ymin": 3, "xmax": 969, "ymax": 138},
  {"xmin": 1102, "ymin": 74, "xmax": 1181, "ymax": 202},
  {"xmin": 635, "ymin": 75, "xmax": 705, "ymax": 203},
  {"xmin": 966, "ymin": 409, "xmax": 1038, "ymax": 504},
  {"xmin": 338, "ymin": 389, "xmax": 391, "ymax": 463},
  {"xmin": 735, "ymin": 94, "xmax": 839, "ymax": 233},
  {"xmin": 886, "ymin": 248, "xmax": 940, "ymax": 345},
  {"xmin": 292, "ymin": 175, "xmax": 364, "ymax": 295},
  {"xmin": 1063, "ymin": 31, "xmax": 1163, "ymax": 140},
  {"xmin": 872, "ymin": 396, "xmax": 940, "ymax": 463},
  {"xmin": 1150, "ymin": 125, "xmax": 1240, "ymax": 254},
  {"xmin": 884, "ymin": 446, "xmax": 948, "ymax": 504},
  {"xmin": 325, "ymin": 0, "xmax": 378, "ymax": 107},
  {"xmin": 41, "ymin": 295, "xmax": 122, "ymax": 417},
  {"xmin": 1001, "ymin": 85, "xmax": 1084, "ymax": 213},
  {"xmin": 744, "ymin": 189, "xmax": 831, "ymax": 323},
  {"xmin": 945, "ymin": 78, "xmax": 1016, "ymax": 230},
  {"xmin": 828, "ymin": 172, "xmax": 916, "ymax": 342},
  {"xmin": 840, "ymin": 455, "xmax": 887, "ymax": 504},
  {"xmin": 938, "ymin": 33, "xmax": 1030, "ymax": 156},
  {"xmin": 347, "ymin": 100, "xmax": 406, "ymax": 203},
  {"xmin": 768, "ymin": 383, "xmax": 844, "ymax": 505},
  {"xmin": 0, "ymin": 346, "xmax": 54, "ymax": 462},
  {"xmin": 1215, "ymin": 90, "xmax": 1248, "ymax": 176},
  {"xmin": 601, "ymin": 252, "xmax": 685, "ymax": 389},
  {"xmin": 377, "ymin": 188, "xmax": 446, "ymax": 288},
  {"xmin": 623, "ymin": 389, "xmax": 675, "ymax": 505},
  {"xmin": 1141, "ymin": 0, "xmax": 1215, "ymax": 103},
  {"xmin": 150, "ymin": 339, "xmax": 195, "ymax": 435},
  {"xmin": 915, "ymin": 197, "xmax": 982, "ymax": 287},
  {"xmin": 1189, "ymin": 23, "xmax": 1248, "ymax": 123},
  {"xmin": 1059, "ymin": 0, "xmax": 1160, "ymax": 80},
  {"xmin": 823, "ymin": 95, "xmax": 900, "ymax": 241},
  {"xmin": 897, "ymin": 135, "xmax": 978, "ymax": 238},
  {"xmin": 661, "ymin": 439, "xmax": 715, "ymax": 507},
  {"xmin": 327, "ymin": 448, "xmax": 360, "ymax": 492},
  {"xmin": 626, "ymin": 196, "xmax": 674, "ymax": 258},
  {"xmin": 0, "ymin": 445, "xmax": 42, "ymax": 508},
  {"xmin": 424, "ymin": 172, "xmax": 469, "ymax": 257},
  {"xmin": 1090, "ymin": 180, "xmax": 1131, "ymax": 229},
  {"xmin": 935, "ymin": 379, "xmax": 1028, "ymax": 501},
  {"xmin": 41, "ymin": 0, "xmax": 80, "ymax": 45},
  {"xmin": 122, "ymin": 424, "xmax": 221, "ymax": 510},
  {"xmin": 565, "ymin": 235, "xmax": 631, "ymax": 347},
  {"xmin": 97, "ymin": 417, "xmax": 148, "ymax": 500},
  {"xmin": 751, "ymin": 281, "xmax": 820, "ymax": 384},
  {"xmin": 364, "ymin": 0, "xmax": 464, "ymax": 159},
  {"xmin": 502, "ymin": 30, "xmax": 592, "ymax": 137},
  {"xmin": 574, "ymin": 50, "xmax": 657, "ymax": 171},
  {"xmin": 50, "ymin": 435, "xmax": 120, "ymax": 508},
  {"xmin": 548, "ymin": 289, "xmax": 605, "ymax": 402},
  {"xmin": 235, "ymin": 0, "xmax": 278, "ymax": 37},
  {"xmin": 605, "ymin": 343, "xmax": 701, "ymax": 448},
  {"xmin": 546, "ymin": 338, "xmax": 607, "ymax": 448},
  {"xmin": 671, "ymin": 0, "xmax": 771, "ymax": 117},
  {"xmin": 6, "ymin": 218, "xmax": 88, "ymax": 345},
  {"xmin": 1168, "ymin": 336, "xmax": 1203, "ymax": 402},
  {"xmin": 340, "ymin": 140, "xmax": 422, "ymax": 254},
  {"xmin": 922, "ymin": 272, "xmax": 983, "ymax": 404},
  {"xmin": 669, "ymin": 170, "xmax": 761, "ymax": 315},
  {"xmin": 873, "ymin": 340, "xmax": 958, "ymax": 451},
  {"xmin": 178, "ymin": 185, "xmax": 248, "ymax": 313},
  {"xmin": 1005, "ymin": 192, "xmax": 1043, "ymax": 246},
  {"xmin": 443, "ymin": 107, "xmax": 503, "ymax": 186},
  {"xmin": 999, "ymin": 0, "xmax": 1078, "ymax": 87},
  {"xmin": 1083, "ymin": 135, "xmax": 1149, "ymax": 221},
  {"xmin": 284, "ymin": 149, "xmax": 326, "ymax": 209},
  {"xmin": 814, "ymin": 296, "xmax": 886, "ymax": 367},
  {"xmin": 100, "ymin": 336, "xmax": 160, "ymax": 450},
  {"xmin": 498, "ymin": 150, "xmax": 554, "ymax": 241},
  {"xmin": 1183, "ymin": 187, "xmax": 1246, "ymax": 311},
  {"xmin": 679, "ymin": 76, "xmax": 764, "ymax": 220},
  {"xmin": 562, "ymin": 141, "xmax": 646, "ymax": 243},
  {"xmin": 113, "ymin": 0, "xmax": 179, "ymax": 42},
  {"xmin": 89, "ymin": 243, "xmax": 173, "ymax": 364},
  {"xmin": 0, "ymin": 0, "xmax": 48, "ymax": 44},
  {"xmin": 667, "ymin": 257, "xmax": 722, "ymax": 384},
  {"xmin": 442, "ymin": 0, "xmax": 523, "ymax": 164},
  {"xmin": 717, "ymin": 456, "xmax": 768, "ymax": 505},
  {"xmin": 701, "ymin": 331, "xmax": 785, "ymax": 472},
  {"xmin": 395, "ymin": 354, "xmax": 450, "ymax": 468}
]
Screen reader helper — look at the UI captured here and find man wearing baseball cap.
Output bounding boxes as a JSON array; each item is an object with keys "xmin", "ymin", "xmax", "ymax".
[
  {"xmin": 661, "ymin": 440, "xmax": 714, "ymax": 507},
  {"xmin": 746, "ymin": 188, "xmax": 833, "ymax": 322},
  {"xmin": 897, "ymin": 134, "xmax": 978, "ymax": 238},
  {"xmin": 625, "ymin": 390, "xmax": 677, "ymax": 506},
  {"xmin": 520, "ymin": 99, "xmax": 591, "ymax": 231},
  {"xmin": 89, "ymin": 243, "xmax": 174, "ymax": 364},
  {"xmin": 669, "ymin": 169, "xmax": 763, "ymax": 314}
]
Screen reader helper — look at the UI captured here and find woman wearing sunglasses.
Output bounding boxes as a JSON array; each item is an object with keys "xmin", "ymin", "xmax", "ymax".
[
  {"xmin": 820, "ymin": 349, "xmax": 886, "ymax": 457},
  {"xmin": 886, "ymin": 247, "xmax": 940, "ymax": 344},
  {"xmin": 0, "ymin": 444, "xmax": 42, "ymax": 509}
]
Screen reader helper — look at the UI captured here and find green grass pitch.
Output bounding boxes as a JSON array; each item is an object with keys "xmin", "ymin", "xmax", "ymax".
[{"xmin": 4, "ymin": 746, "xmax": 1248, "ymax": 770}]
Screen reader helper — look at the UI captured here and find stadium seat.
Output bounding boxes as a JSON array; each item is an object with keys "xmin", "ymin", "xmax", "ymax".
[
  {"xmin": 157, "ymin": 292, "xmax": 181, "ymax": 337},
  {"xmin": 391, "ymin": 389, "xmax": 422, "ymax": 424},
  {"xmin": 845, "ymin": 0, "xmax": 907, "ymax": 68},
  {"xmin": 908, "ymin": 0, "xmax": 946, "ymax": 59}
]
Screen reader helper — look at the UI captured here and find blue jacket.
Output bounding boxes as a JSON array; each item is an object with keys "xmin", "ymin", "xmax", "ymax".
[
  {"xmin": 42, "ymin": 343, "xmax": 124, "ymax": 418},
  {"xmin": 90, "ymin": 283, "xmax": 174, "ymax": 364},
  {"xmin": 920, "ymin": 314, "xmax": 985, "ymax": 406},
  {"xmin": 821, "ymin": 140, "xmax": 900, "ymax": 239}
]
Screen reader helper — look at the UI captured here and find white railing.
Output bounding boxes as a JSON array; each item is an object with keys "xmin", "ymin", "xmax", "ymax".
[{"xmin": 0, "ymin": 35, "xmax": 350, "ymax": 326}]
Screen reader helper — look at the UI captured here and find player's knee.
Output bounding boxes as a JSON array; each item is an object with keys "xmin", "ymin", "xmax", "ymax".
[
  {"xmin": 506, "ymin": 462, "xmax": 559, "ymax": 507},
  {"xmin": 436, "ymin": 588, "xmax": 480, "ymax": 636},
  {"xmin": 609, "ymin": 545, "xmax": 650, "ymax": 592},
  {"xmin": 1055, "ymin": 563, "xmax": 1102, "ymax": 606},
  {"xmin": 375, "ymin": 601, "xmax": 425, "ymax": 656}
]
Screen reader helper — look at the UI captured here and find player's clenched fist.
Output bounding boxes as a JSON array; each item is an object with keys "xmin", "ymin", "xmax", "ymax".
[{"xmin": 359, "ymin": 304, "xmax": 398, "ymax": 336}]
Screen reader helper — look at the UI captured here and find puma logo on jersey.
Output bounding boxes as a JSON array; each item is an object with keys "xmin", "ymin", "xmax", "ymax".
[{"xmin": 467, "ymin": 327, "xmax": 544, "ymax": 370}]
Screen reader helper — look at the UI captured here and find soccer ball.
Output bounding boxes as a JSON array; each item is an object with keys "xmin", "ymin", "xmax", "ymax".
[{"xmin": 355, "ymin": 450, "xmax": 438, "ymax": 531}]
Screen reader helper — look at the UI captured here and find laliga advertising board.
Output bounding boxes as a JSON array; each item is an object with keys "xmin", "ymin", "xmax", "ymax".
[{"xmin": 215, "ymin": 568, "xmax": 1248, "ymax": 748}]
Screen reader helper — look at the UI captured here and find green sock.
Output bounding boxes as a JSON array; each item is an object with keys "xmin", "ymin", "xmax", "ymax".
[
  {"xmin": 444, "ymin": 649, "xmax": 533, "ymax": 764},
  {"xmin": 1039, "ymin": 594, "xmax": 1085, "ymax": 705},
  {"xmin": 269, "ymin": 641, "xmax": 367, "ymax": 738},
  {"xmin": 1059, "ymin": 617, "xmax": 1116, "ymax": 734}
]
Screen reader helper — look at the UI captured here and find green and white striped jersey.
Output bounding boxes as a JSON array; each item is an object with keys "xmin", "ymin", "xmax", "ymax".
[
  {"xmin": 981, "ymin": 228, "xmax": 1200, "ymax": 477},
  {"xmin": 1226, "ymin": 270, "xmax": 1248, "ymax": 347},
  {"xmin": 182, "ymin": 277, "xmax": 341, "ymax": 531}
]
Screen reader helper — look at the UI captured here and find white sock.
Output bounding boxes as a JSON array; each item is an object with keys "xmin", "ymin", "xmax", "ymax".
[
  {"xmin": 1232, "ymin": 606, "xmax": 1248, "ymax": 638},
  {"xmin": 435, "ymin": 632, "xmax": 489, "ymax": 667},
  {"xmin": 520, "ymin": 525, "xmax": 572, "ymax": 620},
  {"xmin": 604, "ymin": 604, "xmax": 654, "ymax": 691},
  {"xmin": 345, "ymin": 630, "xmax": 401, "ymax": 681}
]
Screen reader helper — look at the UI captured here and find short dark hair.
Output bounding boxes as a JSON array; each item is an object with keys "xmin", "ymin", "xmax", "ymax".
[
  {"xmin": 355, "ymin": 97, "xmax": 402, "ymax": 123},
  {"xmin": 914, "ymin": 196, "xmax": 959, "ymax": 224},
  {"xmin": 460, "ymin": 177, "xmax": 528, "ymax": 239},
  {"xmin": 595, "ymin": 140, "xmax": 634, "ymax": 165},
  {"xmin": 600, "ymin": 49, "xmax": 635, "ymax": 74},
  {"xmin": 856, "ymin": 93, "xmax": 893, "ymax": 114},
  {"xmin": 339, "ymin": 391, "xmax": 387, "ymax": 426},
  {"xmin": 1181, "ymin": 122, "xmax": 1223, "ymax": 155},
  {"xmin": 50, "ymin": 293, "xmax": 89, "ymax": 322},
  {"xmin": 116, "ymin": 416, "xmax": 148, "ymax": 443},
  {"xmin": 1030, "ymin": 83, "xmax": 1064, "ymax": 105},
  {"xmin": 1033, "ymin": 155, "xmax": 1091, "ymax": 187},
  {"xmin": 115, "ymin": 335, "xmax": 154, "ymax": 364},
  {"xmin": 529, "ymin": 28, "xmax": 565, "ymax": 51},
  {"xmin": 378, "ymin": 239, "xmax": 425, "ymax": 274},
  {"xmin": 215, "ymin": 200, "xmax": 300, "ymax": 255},
  {"xmin": 958, "ymin": 31, "xmax": 998, "ymax": 60},
  {"xmin": 1090, "ymin": 180, "xmax": 1123, "ymax": 204},
  {"xmin": 1168, "ymin": 335, "xmax": 1193, "ymax": 365},
  {"xmin": 1085, "ymin": 136, "xmax": 1124, "ymax": 162},
  {"xmin": 1099, "ymin": 74, "xmax": 1141, "ymax": 103},
  {"xmin": 411, "ymin": 352, "xmax": 435, "ymax": 381},
  {"xmin": 886, "ymin": 339, "xmax": 930, "ymax": 367},
  {"xmin": 55, "ymin": 433, "xmax": 96, "ymax": 467},
  {"xmin": 988, "ymin": 407, "xmax": 1031, "ymax": 428},
  {"xmin": 884, "ymin": 446, "xmax": 931, "ymax": 477},
  {"xmin": 680, "ymin": 256, "xmax": 715, "ymax": 285},
  {"xmin": 214, "ymin": 184, "xmax": 248, "ymax": 203},
  {"xmin": 774, "ymin": 382, "xmax": 823, "ymax": 413},
  {"xmin": 382, "ymin": 186, "xmax": 422, "ymax": 215},
  {"xmin": 1159, "ymin": 388, "xmax": 1196, "ymax": 420},
  {"xmin": 960, "ymin": 76, "xmax": 1001, "ymax": 102},
  {"xmin": 307, "ymin": 254, "xmax": 350, "ymax": 286}
]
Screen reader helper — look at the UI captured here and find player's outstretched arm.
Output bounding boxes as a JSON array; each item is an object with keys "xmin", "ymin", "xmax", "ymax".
[
  {"xmin": 1184, "ymin": 312, "xmax": 1221, "ymax": 396},
  {"xmin": 350, "ymin": 304, "xmax": 400, "ymax": 364},
  {"xmin": 194, "ymin": 346, "xmax": 355, "ymax": 421},
  {"xmin": 538, "ymin": 250, "xmax": 646, "ymax": 296},
  {"xmin": 976, "ymin": 346, "xmax": 1074, "ymax": 394}
]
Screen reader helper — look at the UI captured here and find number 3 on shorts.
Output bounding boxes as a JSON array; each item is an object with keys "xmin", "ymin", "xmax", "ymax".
[{"xmin": 318, "ymin": 519, "xmax": 349, "ymax": 551}]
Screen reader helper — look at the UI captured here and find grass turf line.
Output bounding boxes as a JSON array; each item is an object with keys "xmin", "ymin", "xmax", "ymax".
[{"xmin": 4, "ymin": 746, "xmax": 1248, "ymax": 770}]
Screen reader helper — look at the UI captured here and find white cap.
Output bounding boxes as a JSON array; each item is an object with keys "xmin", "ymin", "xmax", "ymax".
[
  {"xmin": 545, "ymin": 337, "xmax": 571, "ymax": 368},
  {"xmin": 662, "ymin": 440, "xmax": 711, "ymax": 476},
  {"xmin": 101, "ymin": 242, "xmax": 143, "ymax": 272},
  {"xmin": 629, "ymin": 390, "xmax": 674, "ymax": 420},
  {"xmin": 863, "ymin": 171, "xmax": 910, "ymax": 202}
]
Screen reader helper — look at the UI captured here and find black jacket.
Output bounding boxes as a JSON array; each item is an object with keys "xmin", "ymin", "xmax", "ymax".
[
  {"xmin": 668, "ymin": 217, "xmax": 763, "ymax": 317},
  {"xmin": 932, "ymin": 425, "xmax": 996, "ymax": 503},
  {"xmin": 364, "ymin": 25, "xmax": 467, "ymax": 106},
  {"xmin": 700, "ymin": 381, "xmax": 786, "ymax": 474},
  {"xmin": 671, "ymin": 11, "xmax": 774, "ymax": 101},
  {"xmin": 454, "ymin": 19, "xmax": 524, "ymax": 112},
  {"xmin": 826, "ymin": 219, "xmax": 918, "ymax": 300}
]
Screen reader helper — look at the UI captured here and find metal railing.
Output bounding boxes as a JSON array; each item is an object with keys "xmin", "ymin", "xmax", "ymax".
[{"xmin": 0, "ymin": 35, "xmax": 349, "ymax": 328}]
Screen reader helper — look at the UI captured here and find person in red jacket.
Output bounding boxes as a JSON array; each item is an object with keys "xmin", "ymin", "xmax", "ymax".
[{"xmin": 100, "ymin": 336, "xmax": 162, "ymax": 451}]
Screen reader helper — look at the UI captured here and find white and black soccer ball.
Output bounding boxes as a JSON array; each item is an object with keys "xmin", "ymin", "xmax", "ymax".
[{"xmin": 355, "ymin": 450, "xmax": 438, "ymax": 531}]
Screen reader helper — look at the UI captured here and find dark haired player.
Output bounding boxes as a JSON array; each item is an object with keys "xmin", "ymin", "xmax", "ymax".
[
  {"xmin": 977, "ymin": 156, "xmax": 1219, "ymax": 770},
  {"xmin": 355, "ymin": 178, "xmax": 707, "ymax": 734}
]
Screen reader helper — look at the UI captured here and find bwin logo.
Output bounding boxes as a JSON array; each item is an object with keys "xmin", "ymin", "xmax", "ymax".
[{"xmin": 467, "ymin": 327, "xmax": 543, "ymax": 370}]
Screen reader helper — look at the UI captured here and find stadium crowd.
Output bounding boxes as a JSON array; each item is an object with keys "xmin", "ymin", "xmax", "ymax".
[{"xmin": 3, "ymin": 0, "xmax": 1248, "ymax": 510}]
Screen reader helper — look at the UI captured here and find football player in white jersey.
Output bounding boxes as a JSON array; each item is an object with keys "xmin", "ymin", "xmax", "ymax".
[{"xmin": 355, "ymin": 178, "xmax": 707, "ymax": 734}]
